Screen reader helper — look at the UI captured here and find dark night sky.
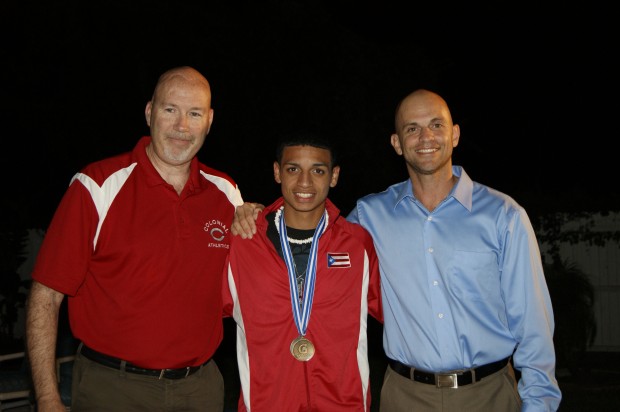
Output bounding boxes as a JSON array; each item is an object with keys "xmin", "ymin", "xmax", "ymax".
[{"xmin": 3, "ymin": 1, "xmax": 618, "ymax": 231}]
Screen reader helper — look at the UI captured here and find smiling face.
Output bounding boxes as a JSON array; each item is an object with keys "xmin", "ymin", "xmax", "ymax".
[
  {"xmin": 274, "ymin": 145, "xmax": 340, "ymax": 230},
  {"xmin": 390, "ymin": 89, "xmax": 460, "ymax": 177},
  {"xmin": 144, "ymin": 67, "xmax": 214, "ymax": 168}
]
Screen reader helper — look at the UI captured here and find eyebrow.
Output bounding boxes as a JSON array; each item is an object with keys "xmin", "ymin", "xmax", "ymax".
[{"xmin": 284, "ymin": 161, "xmax": 329, "ymax": 168}]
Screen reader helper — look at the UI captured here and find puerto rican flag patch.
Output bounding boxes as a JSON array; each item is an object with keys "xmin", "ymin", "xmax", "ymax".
[{"xmin": 327, "ymin": 252, "xmax": 351, "ymax": 268}]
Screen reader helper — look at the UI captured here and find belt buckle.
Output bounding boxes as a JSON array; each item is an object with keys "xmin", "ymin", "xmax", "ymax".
[
  {"xmin": 435, "ymin": 373, "xmax": 458, "ymax": 388},
  {"xmin": 158, "ymin": 367, "xmax": 191, "ymax": 379}
]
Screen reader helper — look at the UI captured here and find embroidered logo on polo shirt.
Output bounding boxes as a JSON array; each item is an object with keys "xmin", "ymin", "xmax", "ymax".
[
  {"xmin": 204, "ymin": 219, "xmax": 230, "ymax": 248},
  {"xmin": 327, "ymin": 252, "xmax": 351, "ymax": 268}
]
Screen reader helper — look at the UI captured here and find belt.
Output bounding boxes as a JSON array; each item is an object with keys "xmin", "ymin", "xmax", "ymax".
[
  {"xmin": 388, "ymin": 357, "xmax": 510, "ymax": 388},
  {"xmin": 80, "ymin": 344, "xmax": 209, "ymax": 380}
]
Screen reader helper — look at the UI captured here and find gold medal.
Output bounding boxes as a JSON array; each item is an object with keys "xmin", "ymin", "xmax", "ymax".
[{"xmin": 290, "ymin": 336, "xmax": 315, "ymax": 361}]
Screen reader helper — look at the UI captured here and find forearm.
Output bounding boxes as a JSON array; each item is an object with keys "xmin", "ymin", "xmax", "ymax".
[{"xmin": 26, "ymin": 280, "xmax": 66, "ymax": 411}]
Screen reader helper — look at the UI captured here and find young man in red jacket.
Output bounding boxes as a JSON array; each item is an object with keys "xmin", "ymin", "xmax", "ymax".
[{"xmin": 223, "ymin": 131, "xmax": 382, "ymax": 411}]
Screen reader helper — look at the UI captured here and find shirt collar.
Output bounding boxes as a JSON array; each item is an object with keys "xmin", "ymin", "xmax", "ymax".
[
  {"xmin": 451, "ymin": 165, "xmax": 473, "ymax": 212},
  {"xmin": 395, "ymin": 165, "xmax": 473, "ymax": 212}
]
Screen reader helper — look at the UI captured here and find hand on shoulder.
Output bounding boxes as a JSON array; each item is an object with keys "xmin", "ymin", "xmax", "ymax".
[{"xmin": 231, "ymin": 202, "xmax": 265, "ymax": 238}]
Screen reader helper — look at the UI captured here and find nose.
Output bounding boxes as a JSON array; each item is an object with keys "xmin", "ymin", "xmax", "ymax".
[
  {"xmin": 175, "ymin": 115, "xmax": 190, "ymax": 132},
  {"xmin": 298, "ymin": 171, "xmax": 312, "ymax": 187},
  {"xmin": 419, "ymin": 126, "xmax": 433, "ymax": 140}
]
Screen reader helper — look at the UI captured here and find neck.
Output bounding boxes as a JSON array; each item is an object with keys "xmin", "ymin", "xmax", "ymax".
[
  {"xmin": 410, "ymin": 169, "xmax": 457, "ymax": 212},
  {"xmin": 282, "ymin": 205, "xmax": 326, "ymax": 230},
  {"xmin": 146, "ymin": 144, "xmax": 190, "ymax": 195},
  {"xmin": 274, "ymin": 207, "xmax": 326, "ymax": 245}
]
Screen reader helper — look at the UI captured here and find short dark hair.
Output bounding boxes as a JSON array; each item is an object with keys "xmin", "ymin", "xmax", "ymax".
[{"xmin": 275, "ymin": 130, "xmax": 337, "ymax": 167}]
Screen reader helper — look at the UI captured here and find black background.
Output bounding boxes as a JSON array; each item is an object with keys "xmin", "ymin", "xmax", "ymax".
[
  {"xmin": 3, "ymin": 3, "xmax": 618, "ymax": 409},
  {"xmin": 3, "ymin": 1, "xmax": 618, "ymax": 232}
]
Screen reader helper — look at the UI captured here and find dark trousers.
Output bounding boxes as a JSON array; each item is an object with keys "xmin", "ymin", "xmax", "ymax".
[
  {"xmin": 71, "ymin": 351, "xmax": 225, "ymax": 411},
  {"xmin": 380, "ymin": 363, "xmax": 521, "ymax": 412}
]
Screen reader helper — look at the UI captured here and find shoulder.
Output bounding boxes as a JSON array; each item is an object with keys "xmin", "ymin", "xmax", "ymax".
[
  {"xmin": 349, "ymin": 181, "xmax": 409, "ymax": 224},
  {"xmin": 197, "ymin": 163, "xmax": 243, "ymax": 207},
  {"xmin": 355, "ymin": 180, "xmax": 408, "ymax": 207},
  {"xmin": 76, "ymin": 151, "xmax": 135, "ymax": 185},
  {"xmin": 470, "ymin": 181, "xmax": 533, "ymax": 232},
  {"xmin": 198, "ymin": 163, "xmax": 237, "ymax": 187},
  {"xmin": 473, "ymin": 181, "xmax": 523, "ymax": 213},
  {"xmin": 459, "ymin": 166, "xmax": 523, "ymax": 213},
  {"xmin": 76, "ymin": 137, "xmax": 150, "ymax": 184},
  {"xmin": 332, "ymin": 216, "xmax": 375, "ymax": 247}
]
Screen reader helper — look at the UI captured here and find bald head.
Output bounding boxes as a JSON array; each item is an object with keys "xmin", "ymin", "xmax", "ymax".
[
  {"xmin": 394, "ymin": 89, "xmax": 453, "ymax": 133},
  {"xmin": 152, "ymin": 66, "xmax": 212, "ymax": 105}
]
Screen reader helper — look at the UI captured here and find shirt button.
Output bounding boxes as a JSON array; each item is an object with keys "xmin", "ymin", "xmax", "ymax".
[
  {"xmin": 433, "ymin": 280, "xmax": 438, "ymax": 286},
  {"xmin": 427, "ymin": 216, "xmax": 433, "ymax": 221},
  {"xmin": 428, "ymin": 247, "xmax": 434, "ymax": 253},
  {"xmin": 438, "ymin": 313, "xmax": 444, "ymax": 319}
]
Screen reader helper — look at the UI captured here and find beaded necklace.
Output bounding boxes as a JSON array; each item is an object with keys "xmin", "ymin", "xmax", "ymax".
[{"xmin": 274, "ymin": 206, "xmax": 328, "ymax": 245}]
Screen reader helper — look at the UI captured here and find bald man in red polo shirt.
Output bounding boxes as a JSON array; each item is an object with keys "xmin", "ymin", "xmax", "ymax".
[{"xmin": 26, "ymin": 66, "xmax": 243, "ymax": 412}]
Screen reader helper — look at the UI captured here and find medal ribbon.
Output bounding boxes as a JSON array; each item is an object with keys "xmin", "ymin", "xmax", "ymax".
[{"xmin": 278, "ymin": 207, "xmax": 327, "ymax": 337}]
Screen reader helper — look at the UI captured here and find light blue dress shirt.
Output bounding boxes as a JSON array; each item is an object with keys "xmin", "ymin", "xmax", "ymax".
[{"xmin": 347, "ymin": 166, "xmax": 561, "ymax": 411}]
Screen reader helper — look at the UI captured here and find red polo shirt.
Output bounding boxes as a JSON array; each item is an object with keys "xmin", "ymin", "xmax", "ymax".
[{"xmin": 33, "ymin": 136, "xmax": 243, "ymax": 368}]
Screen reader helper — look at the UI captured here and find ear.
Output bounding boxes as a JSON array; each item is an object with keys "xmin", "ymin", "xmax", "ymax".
[
  {"xmin": 452, "ymin": 124, "xmax": 460, "ymax": 148},
  {"xmin": 329, "ymin": 165, "xmax": 341, "ymax": 188},
  {"xmin": 145, "ymin": 101, "xmax": 152, "ymax": 127},
  {"xmin": 273, "ymin": 161, "xmax": 282, "ymax": 183},
  {"xmin": 390, "ymin": 133, "xmax": 403, "ymax": 155},
  {"xmin": 206, "ymin": 108, "xmax": 214, "ymax": 134}
]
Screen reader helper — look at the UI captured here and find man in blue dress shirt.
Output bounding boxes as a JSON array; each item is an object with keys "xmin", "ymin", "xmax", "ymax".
[
  {"xmin": 346, "ymin": 89, "xmax": 561, "ymax": 411},
  {"xmin": 232, "ymin": 89, "xmax": 562, "ymax": 411}
]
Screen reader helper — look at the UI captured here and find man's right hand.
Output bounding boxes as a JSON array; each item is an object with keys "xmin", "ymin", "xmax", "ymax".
[{"xmin": 231, "ymin": 202, "xmax": 265, "ymax": 239}]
